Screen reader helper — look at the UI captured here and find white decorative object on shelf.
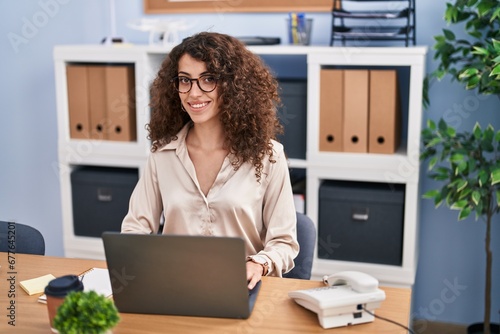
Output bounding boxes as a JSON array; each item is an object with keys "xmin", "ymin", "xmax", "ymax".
[
  {"xmin": 102, "ymin": 0, "xmax": 124, "ymax": 45},
  {"xmin": 127, "ymin": 18, "xmax": 194, "ymax": 47}
]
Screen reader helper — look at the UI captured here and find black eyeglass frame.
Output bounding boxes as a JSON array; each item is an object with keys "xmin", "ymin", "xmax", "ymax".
[{"xmin": 171, "ymin": 74, "xmax": 221, "ymax": 94}]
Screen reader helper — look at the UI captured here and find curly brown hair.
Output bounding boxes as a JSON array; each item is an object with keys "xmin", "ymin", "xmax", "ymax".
[{"xmin": 148, "ymin": 32, "xmax": 283, "ymax": 181}]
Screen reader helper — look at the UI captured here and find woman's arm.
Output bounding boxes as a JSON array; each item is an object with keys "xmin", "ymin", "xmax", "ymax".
[
  {"xmin": 259, "ymin": 142, "xmax": 300, "ymax": 277},
  {"xmin": 121, "ymin": 153, "xmax": 163, "ymax": 234}
]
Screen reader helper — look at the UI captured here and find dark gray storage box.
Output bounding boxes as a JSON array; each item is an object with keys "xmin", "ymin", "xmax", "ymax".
[
  {"xmin": 318, "ymin": 180, "xmax": 405, "ymax": 266},
  {"xmin": 277, "ymin": 79, "xmax": 307, "ymax": 159},
  {"xmin": 71, "ymin": 166, "xmax": 138, "ymax": 237}
]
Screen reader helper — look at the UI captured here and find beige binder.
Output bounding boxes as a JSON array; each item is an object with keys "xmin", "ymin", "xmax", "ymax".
[
  {"xmin": 105, "ymin": 66, "xmax": 136, "ymax": 142},
  {"xmin": 66, "ymin": 65, "xmax": 90, "ymax": 139},
  {"xmin": 88, "ymin": 65, "xmax": 107, "ymax": 140},
  {"xmin": 343, "ymin": 70, "xmax": 369, "ymax": 153},
  {"xmin": 319, "ymin": 69, "xmax": 344, "ymax": 152},
  {"xmin": 368, "ymin": 70, "xmax": 401, "ymax": 154}
]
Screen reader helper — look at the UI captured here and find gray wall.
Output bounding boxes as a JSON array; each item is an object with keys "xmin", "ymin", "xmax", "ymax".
[{"xmin": 0, "ymin": 0, "xmax": 498, "ymax": 327}]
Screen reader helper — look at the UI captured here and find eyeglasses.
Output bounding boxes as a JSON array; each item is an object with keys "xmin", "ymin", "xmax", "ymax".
[{"xmin": 171, "ymin": 74, "xmax": 220, "ymax": 93}]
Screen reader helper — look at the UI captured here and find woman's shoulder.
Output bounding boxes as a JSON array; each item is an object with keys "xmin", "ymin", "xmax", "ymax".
[
  {"xmin": 270, "ymin": 139, "xmax": 285, "ymax": 157},
  {"xmin": 261, "ymin": 140, "xmax": 289, "ymax": 180}
]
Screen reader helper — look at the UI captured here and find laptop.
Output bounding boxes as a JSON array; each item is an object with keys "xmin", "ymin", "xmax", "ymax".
[{"xmin": 101, "ymin": 232, "xmax": 261, "ymax": 319}]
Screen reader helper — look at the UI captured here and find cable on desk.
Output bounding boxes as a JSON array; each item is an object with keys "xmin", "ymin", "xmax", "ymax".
[{"xmin": 362, "ymin": 307, "xmax": 415, "ymax": 334}]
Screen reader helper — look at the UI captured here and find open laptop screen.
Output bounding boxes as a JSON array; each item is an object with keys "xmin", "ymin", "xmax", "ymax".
[{"xmin": 102, "ymin": 232, "xmax": 261, "ymax": 319}]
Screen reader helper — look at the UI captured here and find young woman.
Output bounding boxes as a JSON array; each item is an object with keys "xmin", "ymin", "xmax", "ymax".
[{"xmin": 122, "ymin": 32, "xmax": 299, "ymax": 289}]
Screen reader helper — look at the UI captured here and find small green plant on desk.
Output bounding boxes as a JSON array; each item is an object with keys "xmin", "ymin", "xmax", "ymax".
[{"xmin": 53, "ymin": 290, "xmax": 120, "ymax": 334}]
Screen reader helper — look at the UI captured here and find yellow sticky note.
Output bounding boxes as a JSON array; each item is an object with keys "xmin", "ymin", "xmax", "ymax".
[{"xmin": 20, "ymin": 274, "xmax": 56, "ymax": 295}]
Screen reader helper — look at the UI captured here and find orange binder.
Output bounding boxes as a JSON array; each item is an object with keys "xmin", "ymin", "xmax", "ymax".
[
  {"xmin": 66, "ymin": 65, "xmax": 90, "ymax": 139},
  {"xmin": 105, "ymin": 66, "xmax": 136, "ymax": 142},
  {"xmin": 343, "ymin": 70, "xmax": 369, "ymax": 153},
  {"xmin": 368, "ymin": 70, "xmax": 401, "ymax": 154},
  {"xmin": 319, "ymin": 69, "xmax": 343, "ymax": 152}
]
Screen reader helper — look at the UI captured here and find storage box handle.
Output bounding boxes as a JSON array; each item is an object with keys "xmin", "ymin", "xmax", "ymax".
[
  {"xmin": 97, "ymin": 188, "xmax": 112, "ymax": 202},
  {"xmin": 352, "ymin": 207, "xmax": 369, "ymax": 221}
]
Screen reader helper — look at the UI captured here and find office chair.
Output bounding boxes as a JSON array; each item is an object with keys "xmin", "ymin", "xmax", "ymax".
[
  {"xmin": 0, "ymin": 221, "xmax": 45, "ymax": 255},
  {"xmin": 283, "ymin": 212, "xmax": 316, "ymax": 280}
]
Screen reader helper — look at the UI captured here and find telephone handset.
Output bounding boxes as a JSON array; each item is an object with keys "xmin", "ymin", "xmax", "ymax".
[
  {"xmin": 322, "ymin": 271, "xmax": 379, "ymax": 293},
  {"xmin": 288, "ymin": 271, "xmax": 386, "ymax": 329}
]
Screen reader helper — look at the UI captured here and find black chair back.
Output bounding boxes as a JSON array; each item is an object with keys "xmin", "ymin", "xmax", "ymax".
[
  {"xmin": 0, "ymin": 221, "xmax": 45, "ymax": 255},
  {"xmin": 283, "ymin": 212, "xmax": 316, "ymax": 279}
]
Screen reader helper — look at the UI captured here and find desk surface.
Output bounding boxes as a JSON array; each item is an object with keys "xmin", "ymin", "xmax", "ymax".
[{"xmin": 0, "ymin": 253, "xmax": 411, "ymax": 333}]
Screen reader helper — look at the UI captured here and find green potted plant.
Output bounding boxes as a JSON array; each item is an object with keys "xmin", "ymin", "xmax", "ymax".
[
  {"xmin": 53, "ymin": 290, "xmax": 120, "ymax": 334},
  {"xmin": 421, "ymin": 1, "xmax": 500, "ymax": 333}
]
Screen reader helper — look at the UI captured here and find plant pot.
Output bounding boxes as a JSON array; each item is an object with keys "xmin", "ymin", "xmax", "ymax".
[{"xmin": 467, "ymin": 323, "xmax": 500, "ymax": 334}]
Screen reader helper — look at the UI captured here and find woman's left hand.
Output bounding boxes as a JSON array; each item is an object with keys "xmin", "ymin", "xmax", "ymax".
[{"xmin": 246, "ymin": 261, "xmax": 263, "ymax": 289}]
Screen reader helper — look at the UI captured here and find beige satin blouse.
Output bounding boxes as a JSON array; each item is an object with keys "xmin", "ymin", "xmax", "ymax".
[{"xmin": 121, "ymin": 123, "xmax": 299, "ymax": 276}]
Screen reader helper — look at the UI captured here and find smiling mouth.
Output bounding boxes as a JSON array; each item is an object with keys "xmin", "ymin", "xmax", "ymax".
[{"xmin": 189, "ymin": 102, "xmax": 209, "ymax": 109}]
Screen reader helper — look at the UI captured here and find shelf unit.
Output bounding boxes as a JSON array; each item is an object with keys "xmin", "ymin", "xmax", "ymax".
[
  {"xmin": 330, "ymin": 0, "xmax": 416, "ymax": 46},
  {"xmin": 54, "ymin": 45, "xmax": 426, "ymax": 287},
  {"xmin": 306, "ymin": 47, "xmax": 426, "ymax": 286},
  {"xmin": 54, "ymin": 45, "xmax": 163, "ymax": 259}
]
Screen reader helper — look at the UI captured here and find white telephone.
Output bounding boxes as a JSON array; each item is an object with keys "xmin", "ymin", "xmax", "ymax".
[{"xmin": 288, "ymin": 271, "xmax": 386, "ymax": 329}]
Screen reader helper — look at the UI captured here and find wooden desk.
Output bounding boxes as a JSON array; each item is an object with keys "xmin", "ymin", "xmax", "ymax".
[{"xmin": 0, "ymin": 253, "xmax": 411, "ymax": 333}]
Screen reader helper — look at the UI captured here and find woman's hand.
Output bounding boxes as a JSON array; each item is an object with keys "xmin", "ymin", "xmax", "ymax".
[{"xmin": 246, "ymin": 261, "xmax": 264, "ymax": 289}]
